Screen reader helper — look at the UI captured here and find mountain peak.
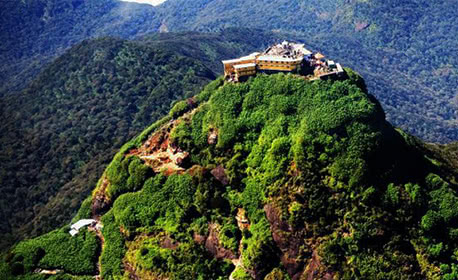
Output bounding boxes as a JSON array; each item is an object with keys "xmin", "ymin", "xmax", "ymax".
[
  {"xmin": 2, "ymin": 72, "xmax": 458, "ymax": 280},
  {"xmin": 222, "ymin": 41, "xmax": 344, "ymax": 83}
]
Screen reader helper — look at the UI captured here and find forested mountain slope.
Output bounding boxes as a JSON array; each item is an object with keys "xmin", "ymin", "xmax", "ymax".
[
  {"xmin": 2, "ymin": 72, "xmax": 457, "ymax": 279},
  {"xmin": 0, "ymin": 0, "xmax": 158, "ymax": 94},
  {"xmin": 0, "ymin": 37, "xmax": 213, "ymax": 251},
  {"xmin": 0, "ymin": 30, "xmax": 281, "ymax": 251}
]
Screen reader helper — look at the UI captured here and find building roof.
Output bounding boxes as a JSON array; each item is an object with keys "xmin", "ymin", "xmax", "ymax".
[
  {"xmin": 314, "ymin": 52, "xmax": 325, "ymax": 60},
  {"xmin": 222, "ymin": 53, "xmax": 260, "ymax": 64},
  {"xmin": 302, "ymin": 49, "xmax": 313, "ymax": 56},
  {"xmin": 222, "ymin": 58, "xmax": 243, "ymax": 64},
  {"xmin": 336, "ymin": 63, "xmax": 344, "ymax": 73},
  {"xmin": 267, "ymin": 41, "xmax": 312, "ymax": 57},
  {"xmin": 234, "ymin": 63, "xmax": 256, "ymax": 69},
  {"xmin": 257, "ymin": 55, "xmax": 303, "ymax": 62},
  {"xmin": 71, "ymin": 219, "xmax": 96, "ymax": 230}
]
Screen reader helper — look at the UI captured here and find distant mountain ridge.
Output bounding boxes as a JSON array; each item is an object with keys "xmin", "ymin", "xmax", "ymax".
[
  {"xmin": 0, "ymin": 0, "xmax": 158, "ymax": 94},
  {"xmin": 1, "ymin": 0, "xmax": 457, "ymax": 143}
]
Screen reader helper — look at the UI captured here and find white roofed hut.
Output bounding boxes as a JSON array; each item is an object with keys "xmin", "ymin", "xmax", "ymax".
[{"xmin": 69, "ymin": 219, "xmax": 97, "ymax": 236}]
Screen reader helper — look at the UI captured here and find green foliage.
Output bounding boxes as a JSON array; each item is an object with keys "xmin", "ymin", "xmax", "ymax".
[
  {"xmin": 0, "ymin": 35, "xmax": 217, "ymax": 250},
  {"xmin": 168, "ymin": 74, "xmax": 458, "ymax": 279},
  {"xmin": 264, "ymin": 268, "xmax": 291, "ymax": 280},
  {"xmin": 231, "ymin": 267, "xmax": 253, "ymax": 280},
  {"xmin": 421, "ymin": 210, "xmax": 440, "ymax": 232},
  {"xmin": 170, "ymin": 100, "xmax": 190, "ymax": 119},
  {"xmin": 219, "ymin": 222, "xmax": 241, "ymax": 252},
  {"xmin": 100, "ymin": 210, "xmax": 126, "ymax": 279},
  {"xmin": 7, "ymin": 228, "xmax": 98, "ymax": 276},
  {"xmin": 105, "ymin": 155, "xmax": 152, "ymax": 200},
  {"xmin": 134, "ymin": 235, "xmax": 233, "ymax": 280},
  {"xmin": 242, "ymin": 217, "xmax": 277, "ymax": 276},
  {"xmin": 384, "ymin": 183, "xmax": 400, "ymax": 206},
  {"xmin": 0, "ymin": 29, "xmax": 274, "ymax": 250},
  {"xmin": 3, "ymin": 0, "xmax": 458, "ymax": 256},
  {"xmin": 112, "ymin": 173, "xmax": 197, "ymax": 234},
  {"xmin": 127, "ymin": 157, "xmax": 151, "ymax": 191},
  {"xmin": 422, "ymin": 174, "xmax": 458, "ymax": 235},
  {"xmin": 150, "ymin": 1, "xmax": 458, "ymax": 143},
  {"xmin": 404, "ymin": 183, "xmax": 422, "ymax": 204},
  {"xmin": 5, "ymin": 73, "xmax": 458, "ymax": 279}
]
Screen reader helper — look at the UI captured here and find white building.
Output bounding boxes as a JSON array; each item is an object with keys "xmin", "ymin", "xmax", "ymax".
[{"xmin": 69, "ymin": 219, "xmax": 97, "ymax": 236}]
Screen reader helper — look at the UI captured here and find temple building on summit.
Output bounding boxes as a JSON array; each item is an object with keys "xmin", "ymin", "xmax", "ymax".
[{"xmin": 222, "ymin": 41, "xmax": 344, "ymax": 82}]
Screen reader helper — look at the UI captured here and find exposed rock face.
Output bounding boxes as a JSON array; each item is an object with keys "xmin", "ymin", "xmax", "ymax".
[
  {"xmin": 264, "ymin": 203, "xmax": 335, "ymax": 280},
  {"xmin": 129, "ymin": 120, "xmax": 190, "ymax": 175},
  {"xmin": 235, "ymin": 208, "xmax": 250, "ymax": 230},
  {"xmin": 160, "ymin": 236, "xmax": 179, "ymax": 250},
  {"xmin": 193, "ymin": 232, "xmax": 206, "ymax": 245},
  {"xmin": 304, "ymin": 250, "xmax": 334, "ymax": 280},
  {"xmin": 211, "ymin": 165, "xmax": 229, "ymax": 185},
  {"xmin": 91, "ymin": 177, "xmax": 111, "ymax": 217},
  {"xmin": 205, "ymin": 224, "xmax": 237, "ymax": 260},
  {"xmin": 264, "ymin": 203, "xmax": 305, "ymax": 279},
  {"xmin": 186, "ymin": 97, "xmax": 197, "ymax": 109},
  {"xmin": 208, "ymin": 129, "xmax": 218, "ymax": 145}
]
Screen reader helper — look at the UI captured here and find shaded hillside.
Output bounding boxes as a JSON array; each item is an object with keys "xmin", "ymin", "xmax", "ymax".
[
  {"xmin": 3, "ymin": 72, "xmax": 457, "ymax": 279},
  {"xmin": 0, "ymin": 30, "xmax": 282, "ymax": 252},
  {"xmin": 0, "ymin": 0, "xmax": 159, "ymax": 94},
  {"xmin": 140, "ymin": 29, "xmax": 283, "ymax": 74},
  {"xmin": 0, "ymin": 37, "xmax": 215, "ymax": 251}
]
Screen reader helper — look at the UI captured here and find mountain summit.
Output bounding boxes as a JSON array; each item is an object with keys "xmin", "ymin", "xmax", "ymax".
[{"xmin": 2, "ymin": 71, "xmax": 458, "ymax": 279}]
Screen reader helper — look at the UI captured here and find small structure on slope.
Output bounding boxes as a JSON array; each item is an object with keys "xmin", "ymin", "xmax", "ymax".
[
  {"xmin": 69, "ymin": 219, "xmax": 98, "ymax": 236},
  {"xmin": 222, "ymin": 41, "xmax": 344, "ymax": 82}
]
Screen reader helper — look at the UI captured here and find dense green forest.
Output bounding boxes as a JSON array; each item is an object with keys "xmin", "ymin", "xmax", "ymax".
[
  {"xmin": 0, "ymin": 30, "xmax": 282, "ymax": 252},
  {"xmin": 2, "ymin": 0, "xmax": 456, "ymax": 142},
  {"xmin": 0, "ymin": 37, "xmax": 214, "ymax": 251},
  {"xmin": 2, "ymin": 72, "xmax": 457, "ymax": 279},
  {"xmin": 0, "ymin": 0, "xmax": 158, "ymax": 95}
]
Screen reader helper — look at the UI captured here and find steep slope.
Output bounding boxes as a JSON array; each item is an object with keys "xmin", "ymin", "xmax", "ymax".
[
  {"xmin": 0, "ymin": 36, "xmax": 215, "ymax": 251},
  {"xmin": 3, "ymin": 72, "xmax": 457, "ymax": 279},
  {"xmin": 0, "ymin": 30, "xmax": 282, "ymax": 252}
]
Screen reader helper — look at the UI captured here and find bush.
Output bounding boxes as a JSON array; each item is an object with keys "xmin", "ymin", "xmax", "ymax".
[
  {"xmin": 12, "ymin": 228, "xmax": 98, "ymax": 275},
  {"xmin": 231, "ymin": 267, "xmax": 253, "ymax": 280},
  {"xmin": 170, "ymin": 100, "xmax": 190, "ymax": 119}
]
